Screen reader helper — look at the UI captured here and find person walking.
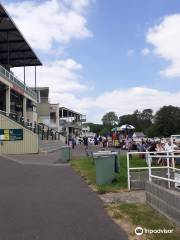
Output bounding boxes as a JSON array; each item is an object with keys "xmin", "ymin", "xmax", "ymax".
[
  {"xmin": 83, "ymin": 136, "xmax": 88, "ymax": 148},
  {"xmin": 72, "ymin": 136, "xmax": 76, "ymax": 149}
]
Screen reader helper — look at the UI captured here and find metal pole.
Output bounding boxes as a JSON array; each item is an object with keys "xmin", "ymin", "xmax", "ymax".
[
  {"xmin": 148, "ymin": 153, "xmax": 152, "ymax": 182},
  {"xmin": 167, "ymin": 151, "xmax": 170, "ymax": 189},
  {"xmin": 67, "ymin": 110, "xmax": 69, "ymax": 144},
  {"xmin": 171, "ymin": 136, "xmax": 173, "ymax": 148},
  {"xmin": 7, "ymin": 31, "xmax": 10, "ymax": 70},
  {"xmin": 171, "ymin": 136, "xmax": 175, "ymax": 169},
  {"xmin": 172, "ymin": 150, "xmax": 175, "ymax": 170},
  {"xmin": 24, "ymin": 66, "xmax": 26, "ymax": 85},
  {"xmin": 23, "ymin": 53, "xmax": 26, "ymax": 85},
  {"xmin": 127, "ymin": 152, "xmax": 130, "ymax": 190},
  {"xmin": 35, "ymin": 66, "xmax": 37, "ymax": 92}
]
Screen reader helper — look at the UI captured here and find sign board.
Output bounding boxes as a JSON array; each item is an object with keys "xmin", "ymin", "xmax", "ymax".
[{"xmin": 0, "ymin": 129, "xmax": 23, "ymax": 141}]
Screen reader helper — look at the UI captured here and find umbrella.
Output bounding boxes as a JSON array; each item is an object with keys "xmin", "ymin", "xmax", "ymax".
[
  {"xmin": 111, "ymin": 126, "xmax": 128, "ymax": 132},
  {"xmin": 119, "ymin": 124, "xmax": 135, "ymax": 130}
]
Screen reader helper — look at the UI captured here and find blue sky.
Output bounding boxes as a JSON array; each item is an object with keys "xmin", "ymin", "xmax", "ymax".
[
  {"xmin": 69, "ymin": 0, "xmax": 180, "ymax": 93},
  {"xmin": 3, "ymin": 0, "xmax": 180, "ymax": 122}
]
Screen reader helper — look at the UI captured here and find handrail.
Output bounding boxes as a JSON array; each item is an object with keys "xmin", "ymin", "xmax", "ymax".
[
  {"xmin": 128, "ymin": 150, "xmax": 180, "ymax": 154},
  {"xmin": 168, "ymin": 166, "xmax": 180, "ymax": 172},
  {"xmin": 127, "ymin": 151, "xmax": 180, "ymax": 190},
  {"xmin": 0, "ymin": 65, "xmax": 37, "ymax": 101},
  {"xmin": 150, "ymin": 174, "xmax": 180, "ymax": 184},
  {"xmin": 0, "ymin": 110, "xmax": 65, "ymax": 141},
  {"xmin": 0, "ymin": 110, "xmax": 36, "ymax": 133},
  {"xmin": 38, "ymin": 122, "xmax": 63, "ymax": 135}
]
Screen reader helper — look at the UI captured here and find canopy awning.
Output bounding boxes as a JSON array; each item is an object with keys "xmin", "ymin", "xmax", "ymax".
[{"xmin": 0, "ymin": 3, "xmax": 42, "ymax": 68}]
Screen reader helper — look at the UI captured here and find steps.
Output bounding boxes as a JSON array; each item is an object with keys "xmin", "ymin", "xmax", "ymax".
[{"xmin": 39, "ymin": 140, "xmax": 66, "ymax": 153}]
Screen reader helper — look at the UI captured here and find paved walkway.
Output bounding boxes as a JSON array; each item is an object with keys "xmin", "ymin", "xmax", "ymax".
[
  {"xmin": 39, "ymin": 140, "xmax": 66, "ymax": 153},
  {"xmin": 72, "ymin": 145, "xmax": 122, "ymax": 159},
  {"xmin": 5, "ymin": 145, "xmax": 122, "ymax": 165},
  {"xmin": 0, "ymin": 156, "xmax": 128, "ymax": 240},
  {"xmin": 5, "ymin": 151, "xmax": 65, "ymax": 165}
]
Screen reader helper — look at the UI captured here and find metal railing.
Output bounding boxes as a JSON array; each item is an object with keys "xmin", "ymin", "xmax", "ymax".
[
  {"xmin": 127, "ymin": 151, "xmax": 180, "ymax": 190},
  {"xmin": 0, "ymin": 65, "xmax": 37, "ymax": 100},
  {"xmin": 37, "ymin": 122, "xmax": 65, "ymax": 141},
  {"xmin": 0, "ymin": 110, "xmax": 64, "ymax": 141},
  {"xmin": 0, "ymin": 110, "xmax": 37, "ymax": 133}
]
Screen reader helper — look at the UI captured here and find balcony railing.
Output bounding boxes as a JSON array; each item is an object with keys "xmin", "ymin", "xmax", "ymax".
[
  {"xmin": 0, "ymin": 65, "xmax": 37, "ymax": 101},
  {"xmin": 59, "ymin": 119, "xmax": 82, "ymax": 128}
]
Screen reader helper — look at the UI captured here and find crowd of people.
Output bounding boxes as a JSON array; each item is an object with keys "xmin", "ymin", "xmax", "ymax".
[
  {"xmin": 122, "ymin": 138, "xmax": 180, "ymax": 165},
  {"xmin": 121, "ymin": 138, "xmax": 180, "ymax": 152},
  {"xmin": 80, "ymin": 136, "xmax": 109, "ymax": 148},
  {"xmin": 68, "ymin": 135, "xmax": 111, "ymax": 148},
  {"xmin": 69, "ymin": 135, "xmax": 180, "ymax": 151}
]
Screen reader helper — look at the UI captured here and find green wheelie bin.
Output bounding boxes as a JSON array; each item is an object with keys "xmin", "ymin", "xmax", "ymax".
[
  {"xmin": 93, "ymin": 151, "xmax": 119, "ymax": 185},
  {"xmin": 61, "ymin": 146, "xmax": 71, "ymax": 162}
]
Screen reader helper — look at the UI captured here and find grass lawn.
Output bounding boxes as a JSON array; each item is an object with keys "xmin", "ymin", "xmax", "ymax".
[
  {"xmin": 70, "ymin": 154, "xmax": 147, "ymax": 193},
  {"xmin": 107, "ymin": 203, "xmax": 180, "ymax": 240}
]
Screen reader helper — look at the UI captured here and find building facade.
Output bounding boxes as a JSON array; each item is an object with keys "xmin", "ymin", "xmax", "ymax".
[
  {"xmin": 35, "ymin": 88, "xmax": 86, "ymax": 138},
  {"xmin": 59, "ymin": 107, "xmax": 86, "ymax": 139},
  {"xmin": 0, "ymin": 3, "xmax": 86, "ymax": 153},
  {"xmin": 0, "ymin": 3, "xmax": 42, "ymax": 126}
]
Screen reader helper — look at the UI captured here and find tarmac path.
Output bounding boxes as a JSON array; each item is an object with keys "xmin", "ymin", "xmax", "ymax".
[{"xmin": 0, "ymin": 155, "xmax": 128, "ymax": 240}]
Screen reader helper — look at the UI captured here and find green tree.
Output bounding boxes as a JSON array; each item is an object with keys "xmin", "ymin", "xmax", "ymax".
[
  {"xmin": 84, "ymin": 122, "xmax": 112, "ymax": 136},
  {"xmin": 102, "ymin": 112, "xmax": 118, "ymax": 126},
  {"xmin": 99, "ymin": 128, "xmax": 110, "ymax": 137},
  {"xmin": 119, "ymin": 114, "xmax": 135, "ymax": 126},
  {"xmin": 152, "ymin": 105, "xmax": 180, "ymax": 137},
  {"xmin": 141, "ymin": 109, "xmax": 153, "ymax": 122},
  {"xmin": 84, "ymin": 123, "xmax": 103, "ymax": 135},
  {"xmin": 139, "ymin": 109, "xmax": 154, "ymax": 132},
  {"xmin": 119, "ymin": 109, "xmax": 153, "ymax": 133}
]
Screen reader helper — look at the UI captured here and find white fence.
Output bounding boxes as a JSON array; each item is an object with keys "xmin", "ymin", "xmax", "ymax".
[{"xmin": 127, "ymin": 150, "xmax": 180, "ymax": 190}]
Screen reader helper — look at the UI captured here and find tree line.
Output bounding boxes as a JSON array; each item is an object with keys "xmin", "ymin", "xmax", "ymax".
[{"xmin": 84, "ymin": 105, "xmax": 180, "ymax": 137}]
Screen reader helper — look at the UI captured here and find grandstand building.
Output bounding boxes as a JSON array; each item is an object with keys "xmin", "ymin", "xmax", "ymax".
[
  {"xmin": 0, "ymin": 3, "xmax": 85, "ymax": 154},
  {"xmin": 0, "ymin": 3, "xmax": 41, "ymax": 124}
]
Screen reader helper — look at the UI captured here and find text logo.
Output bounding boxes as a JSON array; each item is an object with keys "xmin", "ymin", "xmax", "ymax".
[{"xmin": 135, "ymin": 227, "xmax": 144, "ymax": 236}]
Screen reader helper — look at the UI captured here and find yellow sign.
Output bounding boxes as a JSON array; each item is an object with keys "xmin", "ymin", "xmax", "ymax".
[
  {"xmin": 0, "ymin": 129, "xmax": 23, "ymax": 141},
  {"xmin": 4, "ymin": 129, "xmax": 9, "ymax": 141}
]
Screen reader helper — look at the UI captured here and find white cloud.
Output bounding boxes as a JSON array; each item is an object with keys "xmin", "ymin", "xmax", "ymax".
[
  {"xmin": 127, "ymin": 49, "xmax": 134, "ymax": 56},
  {"xmin": 5, "ymin": 1, "xmax": 180, "ymax": 124},
  {"xmin": 44, "ymin": 87, "xmax": 180, "ymax": 123},
  {"xmin": 12, "ymin": 58, "xmax": 180, "ymax": 123},
  {"xmin": 147, "ymin": 14, "xmax": 180, "ymax": 77},
  {"xmin": 141, "ymin": 48, "xmax": 150, "ymax": 56},
  {"xmin": 4, "ymin": 0, "xmax": 93, "ymax": 52},
  {"xmin": 64, "ymin": 0, "xmax": 93, "ymax": 13},
  {"xmin": 12, "ymin": 59, "xmax": 88, "ymax": 97},
  {"xmin": 90, "ymin": 87, "xmax": 180, "ymax": 115}
]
